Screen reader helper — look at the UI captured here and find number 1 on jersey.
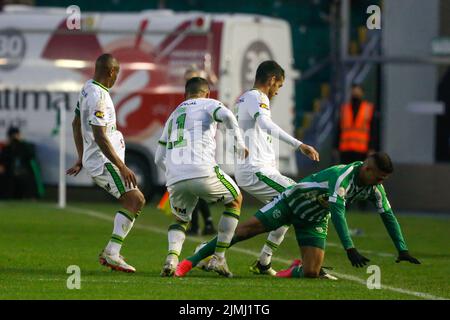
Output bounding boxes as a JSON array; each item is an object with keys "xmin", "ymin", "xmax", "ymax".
[{"xmin": 167, "ymin": 113, "xmax": 187, "ymax": 149}]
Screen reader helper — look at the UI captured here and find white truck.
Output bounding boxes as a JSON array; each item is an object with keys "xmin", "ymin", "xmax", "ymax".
[{"xmin": 0, "ymin": 5, "xmax": 299, "ymax": 198}]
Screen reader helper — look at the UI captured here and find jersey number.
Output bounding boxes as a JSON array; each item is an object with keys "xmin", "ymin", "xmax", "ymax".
[{"xmin": 167, "ymin": 113, "xmax": 187, "ymax": 149}]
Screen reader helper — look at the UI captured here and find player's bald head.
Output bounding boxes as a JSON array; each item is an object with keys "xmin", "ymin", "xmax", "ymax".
[
  {"xmin": 95, "ymin": 53, "xmax": 119, "ymax": 76},
  {"xmin": 94, "ymin": 53, "xmax": 120, "ymax": 88}
]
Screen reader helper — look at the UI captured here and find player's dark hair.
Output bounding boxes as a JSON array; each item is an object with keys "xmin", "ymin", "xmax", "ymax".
[
  {"xmin": 369, "ymin": 152, "xmax": 394, "ymax": 174},
  {"xmin": 255, "ymin": 60, "xmax": 285, "ymax": 84},
  {"xmin": 185, "ymin": 77, "xmax": 210, "ymax": 95}
]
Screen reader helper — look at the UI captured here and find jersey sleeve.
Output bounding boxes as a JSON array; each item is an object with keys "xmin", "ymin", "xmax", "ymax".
[
  {"xmin": 87, "ymin": 90, "xmax": 108, "ymax": 127},
  {"xmin": 205, "ymin": 100, "xmax": 227, "ymax": 123},
  {"xmin": 247, "ymin": 92, "xmax": 271, "ymax": 120},
  {"xmin": 369, "ymin": 185, "xmax": 408, "ymax": 252},
  {"xmin": 157, "ymin": 118, "xmax": 171, "ymax": 147},
  {"xmin": 328, "ymin": 165, "xmax": 356, "ymax": 249}
]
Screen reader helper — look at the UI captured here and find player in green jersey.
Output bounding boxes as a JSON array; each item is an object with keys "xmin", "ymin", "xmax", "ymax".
[{"xmin": 175, "ymin": 152, "xmax": 420, "ymax": 278}]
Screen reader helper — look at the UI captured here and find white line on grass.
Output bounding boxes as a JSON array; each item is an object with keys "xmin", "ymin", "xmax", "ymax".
[{"xmin": 63, "ymin": 205, "xmax": 446, "ymax": 300}]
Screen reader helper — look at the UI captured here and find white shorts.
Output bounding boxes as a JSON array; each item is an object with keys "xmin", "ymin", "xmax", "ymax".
[
  {"xmin": 239, "ymin": 168, "xmax": 296, "ymax": 204},
  {"xmin": 92, "ymin": 163, "xmax": 137, "ymax": 199},
  {"xmin": 167, "ymin": 167, "xmax": 240, "ymax": 222}
]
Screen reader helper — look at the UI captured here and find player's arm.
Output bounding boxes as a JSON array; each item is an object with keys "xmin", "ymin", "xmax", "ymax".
[
  {"xmin": 154, "ymin": 120, "xmax": 170, "ymax": 171},
  {"xmin": 67, "ymin": 106, "xmax": 83, "ymax": 176},
  {"xmin": 371, "ymin": 185, "xmax": 420, "ymax": 264},
  {"xmin": 213, "ymin": 104, "xmax": 249, "ymax": 158},
  {"xmin": 256, "ymin": 115, "xmax": 319, "ymax": 161},
  {"xmin": 155, "ymin": 142, "xmax": 167, "ymax": 171},
  {"xmin": 92, "ymin": 125, "xmax": 137, "ymax": 188},
  {"xmin": 328, "ymin": 167, "xmax": 370, "ymax": 267}
]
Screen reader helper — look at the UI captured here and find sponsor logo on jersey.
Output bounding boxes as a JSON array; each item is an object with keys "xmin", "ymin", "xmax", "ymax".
[
  {"xmin": 173, "ymin": 206, "xmax": 187, "ymax": 214},
  {"xmin": 94, "ymin": 110, "xmax": 105, "ymax": 118},
  {"xmin": 272, "ymin": 209, "xmax": 281, "ymax": 219},
  {"xmin": 315, "ymin": 227, "xmax": 324, "ymax": 233},
  {"xmin": 259, "ymin": 103, "xmax": 270, "ymax": 110}
]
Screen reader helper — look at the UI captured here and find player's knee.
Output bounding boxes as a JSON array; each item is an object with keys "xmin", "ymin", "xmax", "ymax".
[
  {"xmin": 138, "ymin": 192, "xmax": 146, "ymax": 209},
  {"xmin": 232, "ymin": 193, "xmax": 243, "ymax": 206}
]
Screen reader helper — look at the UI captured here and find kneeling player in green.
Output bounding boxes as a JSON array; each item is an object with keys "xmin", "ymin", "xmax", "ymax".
[{"xmin": 175, "ymin": 152, "xmax": 420, "ymax": 278}]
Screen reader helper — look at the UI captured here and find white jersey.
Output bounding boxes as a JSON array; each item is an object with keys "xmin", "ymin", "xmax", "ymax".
[
  {"xmin": 234, "ymin": 89, "xmax": 276, "ymax": 186},
  {"xmin": 76, "ymin": 79, "xmax": 125, "ymax": 177},
  {"xmin": 158, "ymin": 98, "xmax": 226, "ymax": 186}
]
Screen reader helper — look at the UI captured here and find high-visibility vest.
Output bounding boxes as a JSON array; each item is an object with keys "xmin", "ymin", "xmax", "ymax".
[{"xmin": 339, "ymin": 101, "xmax": 374, "ymax": 153}]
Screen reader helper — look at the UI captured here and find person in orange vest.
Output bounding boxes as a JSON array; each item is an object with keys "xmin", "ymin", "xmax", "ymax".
[{"xmin": 335, "ymin": 84, "xmax": 378, "ymax": 164}]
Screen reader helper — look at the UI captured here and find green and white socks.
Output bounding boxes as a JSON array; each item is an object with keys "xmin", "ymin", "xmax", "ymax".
[
  {"xmin": 166, "ymin": 222, "xmax": 189, "ymax": 263},
  {"xmin": 259, "ymin": 225, "xmax": 289, "ymax": 266},
  {"xmin": 105, "ymin": 209, "xmax": 139, "ymax": 256},
  {"xmin": 215, "ymin": 208, "xmax": 240, "ymax": 258}
]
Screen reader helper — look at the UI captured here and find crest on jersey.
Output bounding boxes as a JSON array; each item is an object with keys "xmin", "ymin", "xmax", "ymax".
[
  {"xmin": 259, "ymin": 103, "xmax": 270, "ymax": 110},
  {"xmin": 272, "ymin": 209, "xmax": 281, "ymax": 219},
  {"xmin": 94, "ymin": 110, "xmax": 105, "ymax": 119}
]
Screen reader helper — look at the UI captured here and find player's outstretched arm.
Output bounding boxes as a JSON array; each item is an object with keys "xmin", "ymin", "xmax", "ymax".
[
  {"xmin": 330, "ymin": 202, "xmax": 370, "ymax": 267},
  {"xmin": 371, "ymin": 185, "xmax": 420, "ymax": 264},
  {"xmin": 256, "ymin": 115, "xmax": 319, "ymax": 161},
  {"xmin": 67, "ymin": 114, "xmax": 83, "ymax": 176},
  {"xmin": 92, "ymin": 125, "xmax": 137, "ymax": 188}
]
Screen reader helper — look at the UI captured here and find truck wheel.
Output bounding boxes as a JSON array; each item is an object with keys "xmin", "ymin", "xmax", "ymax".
[{"xmin": 125, "ymin": 152, "xmax": 154, "ymax": 201}]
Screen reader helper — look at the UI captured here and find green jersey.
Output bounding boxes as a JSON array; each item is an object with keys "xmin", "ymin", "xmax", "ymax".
[{"xmin": 282, "ymin": 161, "xmax": 408, "ymax": 251}]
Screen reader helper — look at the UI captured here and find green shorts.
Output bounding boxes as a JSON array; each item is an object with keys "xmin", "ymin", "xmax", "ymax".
[{"xmin": 254, "ymin": 197, "xmax": 328, "ymax": 250}]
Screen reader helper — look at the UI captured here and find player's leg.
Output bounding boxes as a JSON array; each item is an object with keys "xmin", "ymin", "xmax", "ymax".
[
  {"xmin": 248, "ymin": 170, "xmax": 296, "ymax": 274},
  {"xmin": 176, "ymin": 195, "xmax": 291, "ymax": 277},
  {"xmin": 276, "ymin": 219, "xmax": 328, "ymax": 278},
  {"xmin": 161, "ymin": 180, "xmax": 197, "ymax": 276},
  {"xmin": 187, "ymin": 205, "xmax": 200, "ymax": 236},
  {"xmin": 95, "ymin": 163, "xmax": 145, "ymax": 273},
  {"xmin": 202, "ymin": 168, "xmax": 242, "ymax": 277},
  {"xmin": 198, "ymin": 199, "xmax": 216, "ymax": 235},
  {"xmin": 175, "ymin": 216, "xmax": 267, "ymax": 277}
]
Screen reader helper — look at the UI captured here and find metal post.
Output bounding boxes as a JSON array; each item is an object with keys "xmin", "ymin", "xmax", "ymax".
[{"xmin": 58, "ymin": 102, "xmax": 66, "ymax": 209}]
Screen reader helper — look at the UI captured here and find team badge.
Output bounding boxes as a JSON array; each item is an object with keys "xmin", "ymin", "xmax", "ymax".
[
  {"xmin": 259, "ymin": 103, "xmax": 270, "ymax": 110},
  {"xmin": 94, "ymin": 110, "xmax": 105, "ymax": 119}
]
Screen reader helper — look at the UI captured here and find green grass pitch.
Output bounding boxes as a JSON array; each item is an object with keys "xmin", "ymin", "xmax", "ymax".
[{"xmin": 0, "ymin": 200, "xmax": 448, "ymax": 300}]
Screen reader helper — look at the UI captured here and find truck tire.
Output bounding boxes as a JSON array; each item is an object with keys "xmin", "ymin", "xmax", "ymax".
[{"xmin": 125, "ymin": 151, "xmax": 155, "ymax": 201}]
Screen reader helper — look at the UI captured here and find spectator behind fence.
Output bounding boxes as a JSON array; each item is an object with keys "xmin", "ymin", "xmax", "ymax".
[{"xmin": 0, "ymin": 127, "xmax": 45, "ymax": 199}]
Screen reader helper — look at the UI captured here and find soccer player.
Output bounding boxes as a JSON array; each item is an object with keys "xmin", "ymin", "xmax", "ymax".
[
  {"xmin": 175, "ymin": 152, "xmax": 420, "ymax": 278},
  {"xmin": 67, "ymin": 53, "xmax": 146, "ymax": 273},
  {"xmin": 233, "ymin": 60, "xmax": 320, "ymax": 275},
  {"xmin": 155, "ymin": 77, "xmax": 248, "ymax": 277}
]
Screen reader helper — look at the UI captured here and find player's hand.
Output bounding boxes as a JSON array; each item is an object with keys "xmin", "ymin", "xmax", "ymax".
[
  {"xmin": 242, "ymin": 147, "xmax": 249, "ymax": 159},
  {"xmin": 236, "ymin": 146, "xmax": 249, "ymax": 159},
  {"xmin": 299, "ymin": 144, "xmax": 320, "ymax": 162},
  {"xmin": 119, "ymin": 164, "xmax": 137, "ymax": 188},
  {"xmin": 396, "ymin": 250, "xmax": 421, "ymax": 264},
  {"xmin": 66, "ymin": 160, "xmax": 82, "ymax": 176},
  {"xmin": 346, "ymin": 248, "xmax": 370, "ymax": 268}
]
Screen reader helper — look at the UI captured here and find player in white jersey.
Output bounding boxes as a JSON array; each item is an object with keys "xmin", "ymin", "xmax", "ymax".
[
  {"xmin": 155, "ymin": 77, "xmax": 248, "ymax": 277},
  {"xmin": 67, "ymin": 54, "xmax": 146, "ymax": 273},
  {"xmin": 234, "ymin": 60, "xmax": 320, "ymax": 275}
]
